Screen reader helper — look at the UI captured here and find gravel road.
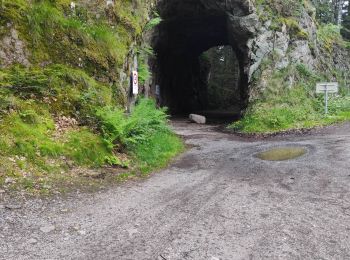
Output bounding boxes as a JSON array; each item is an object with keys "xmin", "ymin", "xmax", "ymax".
[{"xmin": 1, "ymin": 121, "xmax": 350, "ymax": 260}]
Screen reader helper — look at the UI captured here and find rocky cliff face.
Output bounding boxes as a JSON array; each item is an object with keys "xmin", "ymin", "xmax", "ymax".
[
  {"xmin": 0, "ymin": 0, "xmax": 349, "ymax": 112},
  {"xmin": 151, "ymin": 0, "xmax": 350, "ymax": 112}
]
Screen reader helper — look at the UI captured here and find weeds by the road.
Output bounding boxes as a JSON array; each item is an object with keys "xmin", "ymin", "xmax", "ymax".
[
  {"xmin": 230, "ymin": 64, "xmax": 350, "ymax": 133},
  {"xmin": 0, "ymin": 98, "xmax": 184, "ymax": 195}
]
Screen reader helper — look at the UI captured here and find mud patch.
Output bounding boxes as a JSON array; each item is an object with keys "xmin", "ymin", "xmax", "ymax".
[{"xmin": 256, "ymin": 147, "xmax": 307, "ymax": 161}]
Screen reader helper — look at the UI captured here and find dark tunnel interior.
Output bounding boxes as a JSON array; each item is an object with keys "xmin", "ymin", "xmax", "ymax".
[{"xmin": 152, "ymin": 0, "xmax": 250, "ymax": 118}]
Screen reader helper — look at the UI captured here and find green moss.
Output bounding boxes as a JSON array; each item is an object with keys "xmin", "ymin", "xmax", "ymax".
[
  {"xmin": 0, "ymin": 0, "xmax": 29, "ymax": 26},
  {"xmin": 0, "ymin": 65, "xmax": 114, "ymax": 121},
  {"xmin": 279, "ymin": 17, "xmax": 309, "ymax": 40},
  {"xmin": 0, "ymin": 0, "xmax": 185, "ymax": 194},
  {"xmin": 64, "ymin": 129, "xmax": 112, "ymax": 167}
]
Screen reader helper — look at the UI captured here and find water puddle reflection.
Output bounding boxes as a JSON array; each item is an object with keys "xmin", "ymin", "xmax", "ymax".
[{"xmin": 256, "ymin": 147, "xmax": 307, "ymax": 161}]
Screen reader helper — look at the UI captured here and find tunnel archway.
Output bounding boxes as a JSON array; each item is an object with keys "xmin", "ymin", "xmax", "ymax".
[
  {"xmin": 151, "ymin": 0, "xmax": 253, "ymax": 117},
  {"xmin": 202, "ymin": 45, "xmax": 241, "ymax": 111}
]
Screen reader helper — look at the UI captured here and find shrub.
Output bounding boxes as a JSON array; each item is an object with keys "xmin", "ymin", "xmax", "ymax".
[
  {"xmin": 317, "ymin": 24, "xmax": 346, "ymax": 52},
  {"xmin": 97, "ymin": 98, "xmax": 170, "ymax": 150}
]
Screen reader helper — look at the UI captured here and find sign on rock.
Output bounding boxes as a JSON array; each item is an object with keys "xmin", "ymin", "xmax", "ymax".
[
  {"xmin": 132, "ymin": 70, "xmax": 138, "ymax": 95},
  {"xmin": 316, "ymin": 82, "xmax": 338, "ymax": 114}
]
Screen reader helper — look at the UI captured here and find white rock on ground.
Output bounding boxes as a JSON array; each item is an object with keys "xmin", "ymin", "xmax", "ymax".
[{"xmin": 189, "ymin": 114, "xmax": 206, "ymax": 124}]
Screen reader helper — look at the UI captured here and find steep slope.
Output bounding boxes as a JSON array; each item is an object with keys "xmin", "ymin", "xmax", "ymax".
[{"xmin": 0, "ymin": 0, "xmax": 183, "ymax": 194}]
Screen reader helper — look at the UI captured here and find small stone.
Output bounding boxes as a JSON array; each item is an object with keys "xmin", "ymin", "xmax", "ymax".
[
  {"xmin": 4, "ymin": 177, "xmax": 15, "ymax": 184},
  {"xmin": 28, "ymin": 238, "xmax": 38, "ymax": 244},
  {"xmin": 0, "ymin": 189, "xmax": 5, "ymax": 194},
  {"xmin": 210, "ymin": 257, "xmax": 220, "ymax": 260},
  {"xmin": 40, "ymin": 224, "xmax": 55, "ymax": 233},
  {"xmin": 78, "ymin": 230, "xmax": 86, "ymax": 235}
]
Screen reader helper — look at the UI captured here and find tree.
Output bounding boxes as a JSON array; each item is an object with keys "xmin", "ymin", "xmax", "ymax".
[
  {"xmin": 333, "ymin": 0, "xmax": 344, "ymax": 25},
  {"xmin": 314, "ymin": 0, "xmax": 334, "ymax": 24},
  {"xmin": 341, "ymin": 1, "xmax": 350, "ymax": 40},
  {"xmin": 314, "ymin": 0, "xmax": 347, "ymax": 25}
]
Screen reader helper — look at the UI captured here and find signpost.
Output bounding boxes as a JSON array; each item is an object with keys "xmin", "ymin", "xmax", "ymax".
[
  {"xmin": 132, "ymin": 70, "xmax": 138, "ymax": 95},
  {"xmin": 316, "ymin": 82, "xmax": 338, "ymax": 114}
]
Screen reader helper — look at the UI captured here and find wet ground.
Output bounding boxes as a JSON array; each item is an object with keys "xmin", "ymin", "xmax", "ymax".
[{"xmin": 1, "ymin": 121, "xmax": 350, "ymax": 259}]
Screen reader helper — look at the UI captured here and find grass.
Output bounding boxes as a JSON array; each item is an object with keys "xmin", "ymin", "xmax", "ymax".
[
  {"xmin": 230, "ymin": 99, "xmax": 350, "ymax": 134},
  {"xmin": 317, "ymin": 24, "xmax": 348, "ymax": 52},
  {"xmin": 230, "ymin": 64, "xmax": 350, "ymax": 134},
  {"xmin": 133, "ymin": 131, "xmax": 184, "ymax": 174},
  {"xmin": 0, "ymin": 96, "xmax": 184, "ymax": 194}
]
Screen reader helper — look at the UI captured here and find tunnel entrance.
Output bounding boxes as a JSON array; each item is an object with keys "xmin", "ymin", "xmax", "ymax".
[
  {"xmin": 151, "ymin": 0, "xmax": 252, "ymax": 120},
  {"xmin": 200, "ymin": 46, "xmax": 241, "ymax": 111}
]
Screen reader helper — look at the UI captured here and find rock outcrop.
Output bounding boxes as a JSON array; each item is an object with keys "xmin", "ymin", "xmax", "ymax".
[
  {"xmin": 0, "ymin": 0, "xmax": 349, "ymax": 112},
  {"xmin": 151, "ymin": 0, "xmax": 350, "ymax": 112}
]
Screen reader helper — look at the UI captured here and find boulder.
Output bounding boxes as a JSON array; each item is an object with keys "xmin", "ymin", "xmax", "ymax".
[{"xmin": 189, "ymin": 114, "xmax": 206, "ymax": 124}]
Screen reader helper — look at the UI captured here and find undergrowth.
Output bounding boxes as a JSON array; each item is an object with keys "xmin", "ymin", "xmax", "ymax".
[
  {"xmin": 0, "ymin": 0, "xmax": 181, "ymax": 194},
  {"xmin": 230, "ymin": 64, "xmax": 350, "ymax": 133},
  {"xmin": 0, "ymin": 96, "xmax": 183, "ymax": 193}
]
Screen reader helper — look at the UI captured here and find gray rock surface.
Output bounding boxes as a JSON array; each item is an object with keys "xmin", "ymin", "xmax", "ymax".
[{"xmin": 0, "ymin": 26, "xmax": 30, "ymax": 68}]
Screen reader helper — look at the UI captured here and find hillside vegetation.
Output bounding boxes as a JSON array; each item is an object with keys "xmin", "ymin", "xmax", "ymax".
[
  {"xmin": 230, "ymin": 0, "xmax": 350, "ymax": 133},
  {"xmin": 0, "ymin": 0, "xmax": 183, "ymax": 194}
]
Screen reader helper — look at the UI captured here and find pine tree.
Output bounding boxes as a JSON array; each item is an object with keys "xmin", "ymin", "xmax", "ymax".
[{"xmin": 341, "ymin": 1, "xmax": 350, "ymax": 40}]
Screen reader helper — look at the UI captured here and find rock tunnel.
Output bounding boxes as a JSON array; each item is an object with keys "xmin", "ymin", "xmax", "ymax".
[{"xmin": 151, "ymin": 0, "xmax": 255, "ymax": 117}]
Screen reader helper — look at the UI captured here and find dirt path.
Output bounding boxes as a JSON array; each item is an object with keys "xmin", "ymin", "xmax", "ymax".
[{"xmin": 1, "ymin": 121, "xmax": 350, "ymax": 260}]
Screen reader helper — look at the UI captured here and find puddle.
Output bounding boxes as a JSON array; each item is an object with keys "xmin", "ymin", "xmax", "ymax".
[{"xmin": 256, "ymin": 147, "xmax": 307, "ymax": 161}]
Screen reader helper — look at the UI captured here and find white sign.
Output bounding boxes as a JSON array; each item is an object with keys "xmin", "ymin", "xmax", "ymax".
[
  {"xmin": 316, "ymin": 82, "xmax": 338, "ymax": 94},
  {"xmin": 132, "ymin": 71, "xmax": 138, "ymax": 95},
  {"xmin": 316, "ymin": 82, "xmax": 339, "ymax": 114}
]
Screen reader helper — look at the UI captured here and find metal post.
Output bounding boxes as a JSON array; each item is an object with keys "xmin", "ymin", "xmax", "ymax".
[{"xmin": 325, "ymin": 86, "xmax": 328, "ymax": 115}]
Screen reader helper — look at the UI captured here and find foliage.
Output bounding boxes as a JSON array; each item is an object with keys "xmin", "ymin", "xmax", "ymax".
[
  {"xmin": 255, "ymin": 0, "xmax": 308, "ymax": 25},
  {"xmin": 144, "ymin": 11, "xmax": 162, "ymax": 31},
  {"xmin": 97, "ymin": 98, "xmax": 170, "ymax": 150},
  {"xmin": 279, "ymin": 17, "xmax": 309, "ymax": 40},
  {"xmin": 96, "ymin": 98, "xmax": 184, "ymax": 174},
  {"xmin": 314, "ymin": 0, "xmax": 333, "ymax": 23},
  {"xmin": 0, "ymin": 65, "xmax": 113, "ymax": 125},
  {"xmin": 137, "ymin": 46, "xmax": 154, "ymax": 85},
  {"xmin": 1, "ymin": 0, "xmax": 156, "ymax": 80},
  {"xmin": 0, "ymin": 0, "xmax": 183, "ymax": 193},
  {"xmin": 133, "ymin": 131, "xmax": 184, "ymax": 174},
  {"xmin": 230, "ymin": 64, "xmax": 350, "ymax": 133},
  {"xmin": 138, "ymin": 60, "xmax": 152, "ymax": 85},
  {"xmin": 317, "ymin": 24, "xmax": 347, "ymax": 52},
  {"xmin": 341, "ymin": 1, "xmax": 350, "ymax": 40},
  {"xmin": 0, "ymin": 96, "xmax": 183, "ymax": 192},
  {"xmin": 64, "ymin": 129, "xmax": 112, "ymax": 167}
]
